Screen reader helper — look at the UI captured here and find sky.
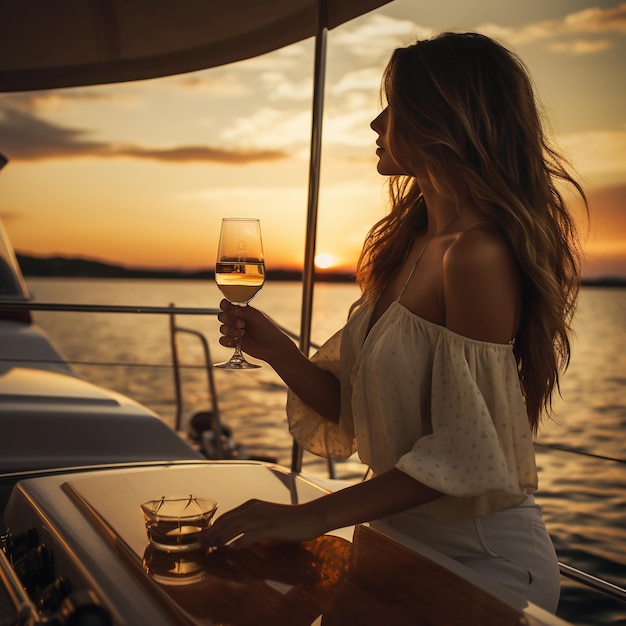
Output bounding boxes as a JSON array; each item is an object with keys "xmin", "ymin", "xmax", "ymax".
[{"xmin": 0, "ymin": 0, "xmax": 625, "ymax": 278}]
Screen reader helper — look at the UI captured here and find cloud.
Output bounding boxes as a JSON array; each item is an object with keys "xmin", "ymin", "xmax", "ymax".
[
  {"xmin": 113, "ymin": 145, "xmax": 285, "ymax": 163},
  {"xmin": 478, "ymin": 3, "xmax": 626, "ymax": 51},
  {"xmin": 219, "ymin": 107, "xmax": 311, "ymax": 150},
  {"xmin": 0, "ymin": 105, "xmax": 287, "ymax": 164},
  {"xmin": 3, "ymin": 89, "xmax": 140, "ymax": 113},
  {"xmin": 331, "ymin": 14, "xmax": 432, "ymax": 60},
  {"xmin": 331, "ymin": 6, "xmax": 626, "ymax": 63},
  {"xmin": 548, "ymin": 39, "xmax": 613, "ymax": 55},
  {"xmin": 176, "ymin": 72, "xmax": 250, "ymax": 96},
  {"xmin": 259, "ymin": 72, "xmax": 313, "ymax": 101},
  {"xmin": 564, "ymin": 4, "xmax": 626, "ymax": 33},
  {"xmin": 0, "ymin": 106, "xmax": 102, "ymax": 159},
  {"xmin": 323, "ymin": 93, "xmax": 379, "ymax": 148},
  {"xmin": 331, "ymin": 67, "xmax": 384, "ymax": 95}
]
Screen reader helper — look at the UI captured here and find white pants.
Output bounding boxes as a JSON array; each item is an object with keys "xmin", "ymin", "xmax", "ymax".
[{"xmin": 371, "ymin": 495, "xmax": 560, "ymax": 613}]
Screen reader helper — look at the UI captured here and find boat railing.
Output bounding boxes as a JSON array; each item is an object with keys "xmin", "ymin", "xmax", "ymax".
[
  {"xmin": 0, "ymin": 299, "xmax": 333, "ymax": 472},
  {"xmin": 533, "ymin": 441, "xmax": 626, "ymax": 604},
  {"xmin": 1, "ymin": 299, "xmax": 625, "ymax": 607},
  {"xmin": 558, "ymin": 562, "xmax": 626, "ymax": 603},
  {"xmin": 1, "ymin": 300, "xmax": 237, "ymax": 460}
]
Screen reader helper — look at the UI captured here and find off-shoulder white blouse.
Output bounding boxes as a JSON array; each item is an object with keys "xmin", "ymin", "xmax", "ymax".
[{"xmin": 286, "ymin": 300, "xmax": 538, "ymax": 520}]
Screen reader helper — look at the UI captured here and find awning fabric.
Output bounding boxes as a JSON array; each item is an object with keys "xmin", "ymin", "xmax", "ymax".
[{"xmin": 0, "ymin": 0, "xmax": 391, "ymax": 92}]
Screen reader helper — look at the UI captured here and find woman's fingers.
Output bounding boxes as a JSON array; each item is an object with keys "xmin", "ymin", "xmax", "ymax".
[
  {"xmin": 201, "ymin": 500, "xmax": 263, "ymax": 549},
  {"xmin": 219, "ymin": 299, "xmax": 247, "ymax": 318},
  {"xmin": 203, "ymin": 500, "xmax": 325, "ymax": 549},
  {"xmin": 217, "ymin": 301, "xmax": 247, "ymax": 343},
  {"xmin": 218, "ymin": 322, "xmax": 244, "ymax": 338},
  {"xmin": 201, "ymin": 499, "xmax": 321, "ymax": 552},
  {"xmin": 215, "ymin": 300, "xmax": 287, "ymax": 363}
]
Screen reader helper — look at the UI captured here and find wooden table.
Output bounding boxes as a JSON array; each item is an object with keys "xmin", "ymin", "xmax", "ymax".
[{"xmin": 63, "ymin": 461, "xmax": 529, "ymax": 626}]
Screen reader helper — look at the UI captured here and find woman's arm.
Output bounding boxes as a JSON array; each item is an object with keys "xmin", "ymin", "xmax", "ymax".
[
  {"xmin": 202, "ymin": 468, "xmax": 443, "ymax": 550},
  {"xmin": 218, "ymin": 299, "xmax": 341, "ymax": 422}
]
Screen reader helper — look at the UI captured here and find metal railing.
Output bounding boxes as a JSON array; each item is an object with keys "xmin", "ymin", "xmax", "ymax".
[
  {"xmin": 0, "ymin": 300, "xmax": 220, "ymax": 316},
  {"xmin": 559, "ymin": 562, "xmax": 626, "ymax": 603}
]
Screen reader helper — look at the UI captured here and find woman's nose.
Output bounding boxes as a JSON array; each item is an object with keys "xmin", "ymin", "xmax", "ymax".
[{"xmin": 370, "ymin": 107, "xmax": 387, "ymax": 132}]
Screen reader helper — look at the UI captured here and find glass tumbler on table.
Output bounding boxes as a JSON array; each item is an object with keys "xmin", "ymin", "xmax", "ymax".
[
  {"xmin": 140, "ymin": 495, "xmax": 218, "ymax": 553},
  {"xmin": 214, "ymin": 218, "xmax": 265, "ymax": 369}
]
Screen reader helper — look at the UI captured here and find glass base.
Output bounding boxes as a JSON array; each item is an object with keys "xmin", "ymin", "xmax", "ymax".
[{"xmin": 214, "ymin": 355, "xmax": 261, "ymax": 369}]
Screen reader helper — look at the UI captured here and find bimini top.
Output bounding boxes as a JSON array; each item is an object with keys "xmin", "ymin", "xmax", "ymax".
[{"xmin": 0, "ymin": 0, "xmax": 391, "ymax": 92}]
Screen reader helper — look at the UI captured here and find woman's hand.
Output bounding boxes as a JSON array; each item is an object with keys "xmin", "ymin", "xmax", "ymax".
[
  {"xmin": 201, "ymin": 499, "xmax": 327, "ymax": 550},
  {"xmin": 218, "ymin": 298, "xmax": 342, "ymax": 423},
  {"xmin": 217, "ymin": 299, "xmax": 293, "ymax": 365}
]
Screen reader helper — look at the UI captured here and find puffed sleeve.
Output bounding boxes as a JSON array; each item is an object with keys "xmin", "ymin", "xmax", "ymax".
[
  {"xmin": 395, "ymin": 331, "xmax": 537, "ymax": 506},
  {"xmin": 286, "ymin": 329, "xmax": 356, "ymax": 458}
]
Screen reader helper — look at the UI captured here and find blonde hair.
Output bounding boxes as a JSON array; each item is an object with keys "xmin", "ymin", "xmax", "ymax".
[{"xmin": 355, "ymin": 32, "xmax": 587, "ymax": 432}]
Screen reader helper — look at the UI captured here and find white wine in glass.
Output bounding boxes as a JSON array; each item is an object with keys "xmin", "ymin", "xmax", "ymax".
[{"xmin": 214, "ymin": 218, "xmax": 265, "ymax": 369}]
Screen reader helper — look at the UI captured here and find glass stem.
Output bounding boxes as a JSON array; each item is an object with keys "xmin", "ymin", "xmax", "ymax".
[
  {"xmin": 232, "ymin": 336, "xmax": 244, "ymax": 360},
  {"xmin": 230, "ymin": 302, "xmax": 247, "ymax": 363}
]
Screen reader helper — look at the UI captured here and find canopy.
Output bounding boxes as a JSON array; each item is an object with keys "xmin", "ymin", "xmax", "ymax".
[{"xmin": 0, "ymin": 0, "xmax": 391, "ymax": 92}]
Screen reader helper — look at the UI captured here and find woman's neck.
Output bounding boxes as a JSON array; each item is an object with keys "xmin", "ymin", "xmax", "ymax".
[{"xmin": 420, "ymin": 180, "xmax": 482, "ymax": 236}]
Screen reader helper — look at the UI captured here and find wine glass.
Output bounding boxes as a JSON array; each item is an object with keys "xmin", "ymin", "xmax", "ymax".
[{"xmin": 214, "ymin": 218, "xmax": 265, "ymax": 369}]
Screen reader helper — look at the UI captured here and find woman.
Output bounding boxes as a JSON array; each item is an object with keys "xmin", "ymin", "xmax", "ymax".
[{"xmin": 204, "ymin": 32, "xmax": 586, "ymax": 612}]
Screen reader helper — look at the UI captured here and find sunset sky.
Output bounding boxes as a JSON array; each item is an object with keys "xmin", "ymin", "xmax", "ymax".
[{"xmin": 1, "ymin": 0, "xmax": 625, "ymax": 278}]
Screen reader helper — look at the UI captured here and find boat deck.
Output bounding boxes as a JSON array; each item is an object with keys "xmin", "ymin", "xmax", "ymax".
[{"xmin": 3, "ymin": 460, "xmax": 571, "ymax": 626}]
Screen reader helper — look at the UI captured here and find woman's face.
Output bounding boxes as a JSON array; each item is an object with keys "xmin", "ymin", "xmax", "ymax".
[{"xmin": 370, "ymin": 107, "xmax": 406, "ymax": 176}]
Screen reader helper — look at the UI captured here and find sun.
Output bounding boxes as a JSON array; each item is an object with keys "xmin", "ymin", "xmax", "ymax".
[{"xmin": 314, "ymin": 253, "xmax": 338, "ymax": 270}]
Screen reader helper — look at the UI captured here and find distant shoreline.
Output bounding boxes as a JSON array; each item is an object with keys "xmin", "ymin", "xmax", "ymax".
[
  {"xmin": 15, "ymin": 253, "xmax": 626, "ymax": 287},
  {"xmin": 15, "ymin": 253, "xmax": 357, "ymax": 283}
]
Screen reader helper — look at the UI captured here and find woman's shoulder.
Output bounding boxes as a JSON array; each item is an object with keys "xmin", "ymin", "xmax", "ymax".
[
  {"xmin": 446, "ymin": 222, "xmax": 513, "ymax": 269},
  {"xmin": 443, "ymin": 222, "xmax": 521, "ymax": 343},
  {"xmin": 442, "ymin": 222, "xmax": 521, "ymax": 290}
]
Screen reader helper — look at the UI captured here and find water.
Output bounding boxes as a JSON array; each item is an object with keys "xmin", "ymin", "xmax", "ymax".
[{"xmin": 24, "ymin": 278, "xmax": 626, "ymax": 625}]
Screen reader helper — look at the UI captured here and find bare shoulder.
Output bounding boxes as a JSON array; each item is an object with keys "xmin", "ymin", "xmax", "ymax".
[
  {"xmin": 443, "ymin": 226, "xmax": 521, "ymax": 343},
  {"xmin": 445, "ymin": 225, "xmax": 516, "ymax": 277}
]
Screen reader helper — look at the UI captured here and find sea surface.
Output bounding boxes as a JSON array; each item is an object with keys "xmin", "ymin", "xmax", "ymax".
[{"xmin": 25, "ymin": 277, "xmax": 626, "ymax": 626}]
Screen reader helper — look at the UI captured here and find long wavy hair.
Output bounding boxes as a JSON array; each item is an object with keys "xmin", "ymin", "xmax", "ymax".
[{"xmin": 355, "ymin": 32, "xmax": 587, "ymax": 433}]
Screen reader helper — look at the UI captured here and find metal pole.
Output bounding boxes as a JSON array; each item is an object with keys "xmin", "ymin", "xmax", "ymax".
[
  {"xmin": 168, "ymin": 305, "xmax": 184, "ymax": 431},
  {"xmin": 291, "ymin": 0, "xmax": 328, "ymax": 474}
]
